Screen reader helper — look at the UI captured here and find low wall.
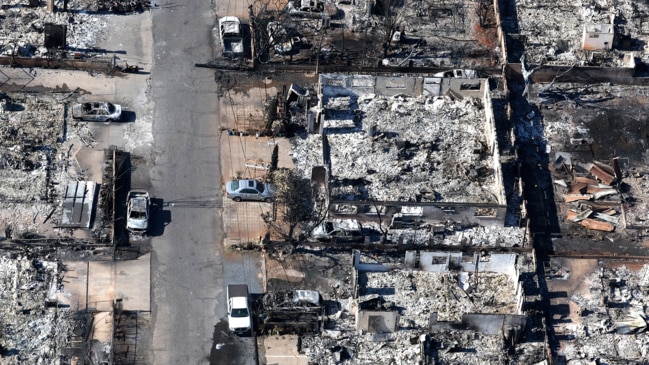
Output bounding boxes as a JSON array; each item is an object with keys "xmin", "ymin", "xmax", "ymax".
[{"xmin": 0, "ymin": 56, "xmax": 114, "ymax": 73}]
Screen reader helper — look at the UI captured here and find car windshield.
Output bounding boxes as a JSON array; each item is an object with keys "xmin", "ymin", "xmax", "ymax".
[
  {"xmin": 130, "ymin": 211, "xmax": 147, "ymax": 219},
  {"xmin": 231, "ymin": 308, "xmax": 248, "ymax": 317},
  {"xmin": 108, "ymin": 104, "xmax": 115, "ymax": 113},
  {"xmin": 256, "ymin": 181, "xmax": 265, "ymax": 193},
  {"xmin": 230, "ymin": 180, "xmax": 240, "ymax": 190}
]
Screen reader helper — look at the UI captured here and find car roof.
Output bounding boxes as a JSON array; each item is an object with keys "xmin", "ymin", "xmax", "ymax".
[{"xmin": 130, "ymin": 198, "xmax": 148, "ymax": 211}]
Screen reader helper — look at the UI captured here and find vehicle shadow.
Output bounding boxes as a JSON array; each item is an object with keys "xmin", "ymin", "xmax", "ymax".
[
  {"xmin": 121, "ymin": 110, "xmax": 137, "ymax": 123},
  {"xmin": 148, "ymin": 198, "xmax": 171, "ymax": 237}
]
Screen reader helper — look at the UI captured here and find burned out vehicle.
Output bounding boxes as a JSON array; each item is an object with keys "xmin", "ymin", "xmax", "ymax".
[
  {"xmin": 256, "ymin": 289, "xmax": 324, "ymax": 334},
  {"xmin": 126, "ymin": 190, "xmax": 150, "ymax": 234},
  {"xmin": 311, "ymin": 219, "xmax": 363, "ymax": 242},
  {"xmin": 71, "ymin": 102, "xmax": 122, "ymax": 123}
]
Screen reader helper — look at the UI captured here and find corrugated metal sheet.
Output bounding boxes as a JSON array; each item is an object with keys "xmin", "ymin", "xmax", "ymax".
[{"xmin": 60, "ymin": 181, "xmax": 96, "ymax": 228}]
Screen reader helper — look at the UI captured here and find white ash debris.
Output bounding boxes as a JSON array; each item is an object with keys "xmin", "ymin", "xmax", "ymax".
[
  {"xmin": 559, "ymin": 264, "xmax": 649, "ymax": 362},
  {"xmin": 0, "ymin": 93, "xmax": 63, "ymax": 202},
  {"xmin": 0, "ymin": 1, "xmax": 108, "ymax": 57},
  {"xmin": 1, "ymin": 201, "xmax": 55, "ymax": 235},
  {"xmin": 292, "ymin": 94, "xmax": 499, "ymax": 203},
  {"xmin": 0, "ymin": 255, "xmax": 72, "ymax": 365},
  {"xmin": 388, "ymin": 226, "xmax": 526, "ymax": 247},
  {"xmin": 301, "ymin": 331, "xmax": 425, "ymax": 365},
  {"xmin": 516, "ymin": 0, "xmax": 647, "ymax": 66},
  {"xmin": 362, "ymin": 270, "xmax": 519, "ymax": 324},
  {"xmin": 289, "ymin": 132, "xmax": 323, "ymax": 179},
  {"xmin": 0, "ymin": 93, "xmax": 91, "ymax": 238}
]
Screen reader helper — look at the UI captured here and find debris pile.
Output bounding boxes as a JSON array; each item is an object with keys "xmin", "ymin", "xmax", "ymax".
[
  {"xmin": 0, "ymin": 255, "xmax": 73, "ymax": 365},
  {"xmin": 558, "ymin": 264, "xmax": 649, "ymax": 362},
  {"xmin": 301, "ymin": 330, "xmax": 428, "ymax": 365},
  {"xmin": 292, "ymin": 94, "xmax": 499, "ymax": 203},
  {"xmin": 296, "ymin": 250, "xmax": 540, "ymax": 364},
  {"xmin": 0, "ymin": 1, "xmax": 110, "ymax": 56},
  {"xmin": 0, "ymin": 92, "xmax": 93, "ymax": 237},
  {"xmin": 361, "ymin": 269, "xmax": 519, "ymax": 324},
  {"xmin": 387, "ymin": 225, "xmax": 526, "ymax": 247},
  {"xmin": 515, "ymin": 0, "xmax": 649, "ymax": 66},
  {"xmin": 553, "ymin": 159, "xmax": 622, "ymax": 232}
]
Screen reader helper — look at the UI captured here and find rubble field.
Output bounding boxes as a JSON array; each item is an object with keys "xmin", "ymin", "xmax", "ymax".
[
  {"xmin": 258, "ymin": 0, "xmax": 500, "ymax": 68},
  {"xmin": 0, "ymin": 92, "xmax": 99, "ymax": 238},
  {"xmin": 548, "ymin": 259, "xmax": 649, "ymax": 363},
  {"xmin": 361, "ymin": 269, "xmax": 519, "ymax": 324},
  {"xmin": 515, "ymin": 0, "xmax": 649, "ymax": 66},
  {"xmin": 0, "ymin": 255, "xmax": 79, "ymax": 365},
  {"xmin": 523, "ymin": 82, "xmax": 649, "ymax": 254},
  {"xmin": 0, "ymin": 0, "xmax": 151, "ymax": 58},
  {"xmin": 292, "ymin": 93, "xmax": 501, "ymax": 203}
]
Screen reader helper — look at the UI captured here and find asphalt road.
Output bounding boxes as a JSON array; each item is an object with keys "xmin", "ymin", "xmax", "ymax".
[
  {"xmin": 149, "ymin": 1, "xmax": 259, "ymax": 364},
  {"xmin": 149, "ymin": 1, "xmax": 224, "ymax": 363}
]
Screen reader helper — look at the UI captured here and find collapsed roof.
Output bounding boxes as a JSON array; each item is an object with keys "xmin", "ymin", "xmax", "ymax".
[
  {"xmin": 298, "ymin": 250, "xmax": 543, "ymax": 364},
  {"xmin": 290, "ymin": 74, "xmax": 505, "ymax": 205},
  {"xmin": 547, "ymin": 258, "xmax": 649, "ymax": 363},
  {"xmin": 513, "ymin": 0, "xmax": 648, "ymax": 67}
]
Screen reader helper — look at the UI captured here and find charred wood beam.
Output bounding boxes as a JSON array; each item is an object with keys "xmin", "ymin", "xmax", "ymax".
[
  {"xmin": 287, "ymin": 240, "xmax": 533, "ymax": 254},
  {"xmin": 196, "ymin": 61, "xmax": 503, "ymax": 77},
  {"xmin": 329, "ymin": 200, "xmax": 507, "ymax": 208}
]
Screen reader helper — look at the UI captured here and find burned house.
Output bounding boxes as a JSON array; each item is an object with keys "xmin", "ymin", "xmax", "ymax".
[
  {"xmin": 290, "ymin": 73, "xmax": 526, "ymax": 246},
  {"xmin": 252, "ymin": 0, "xmax": 501, "ymax": 68},
  {"xmin": 297, "ymin": 249, "xmax": 544, "ymax": 364},
  {"xmin": 546, "ymin": 258, "xmax": 649, "ymax": 363},
  {"xmin": 510, "ymin": 0, "xmax": 648, "ymax": 67}
]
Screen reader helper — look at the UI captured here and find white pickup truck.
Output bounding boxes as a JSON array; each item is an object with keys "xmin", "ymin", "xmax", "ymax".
[
  {"xmin": 227, "ymin": 284, "xmax": 251, "ymax": 334},
  {"xmin": 219, "ymin": 16, "xmax": 244, "ymax": 57}
]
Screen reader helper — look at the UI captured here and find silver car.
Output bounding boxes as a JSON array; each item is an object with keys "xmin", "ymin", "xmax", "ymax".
[
  {"xmin": 72, "ymin": 102, "xmax": 122, "ymax": 123},
  {"xmin": 126, "ymin": 190, "xmax": 150, "ymax": 234},
  {"xmin": 226, "ymin": 179, "xmax": 276, "ymax": 202}
]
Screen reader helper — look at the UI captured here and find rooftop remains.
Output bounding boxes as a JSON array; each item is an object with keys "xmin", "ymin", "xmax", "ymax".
[{"xmin": 514, "ymin": 0, "xmax": 649, "ymax": 66}]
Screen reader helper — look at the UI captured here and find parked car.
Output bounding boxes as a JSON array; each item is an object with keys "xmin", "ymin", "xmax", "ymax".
[
  {"xmin": 219, "ymin": 16, "xmax": 244, "ymax": 56},
  {"xmin": 71, "ymin": 102, "xmax": 122, "ymax": 123},
  {"xmin": 226, "ymin": 179, "xmax": 276, "ymax": 202},
  {"xmin": 126, "ymin": 190, "xmax": 150, "ymax": 234},
  {"xmin": 227, "ymin": 284, "xmax": 251, "ymax": 335}
]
